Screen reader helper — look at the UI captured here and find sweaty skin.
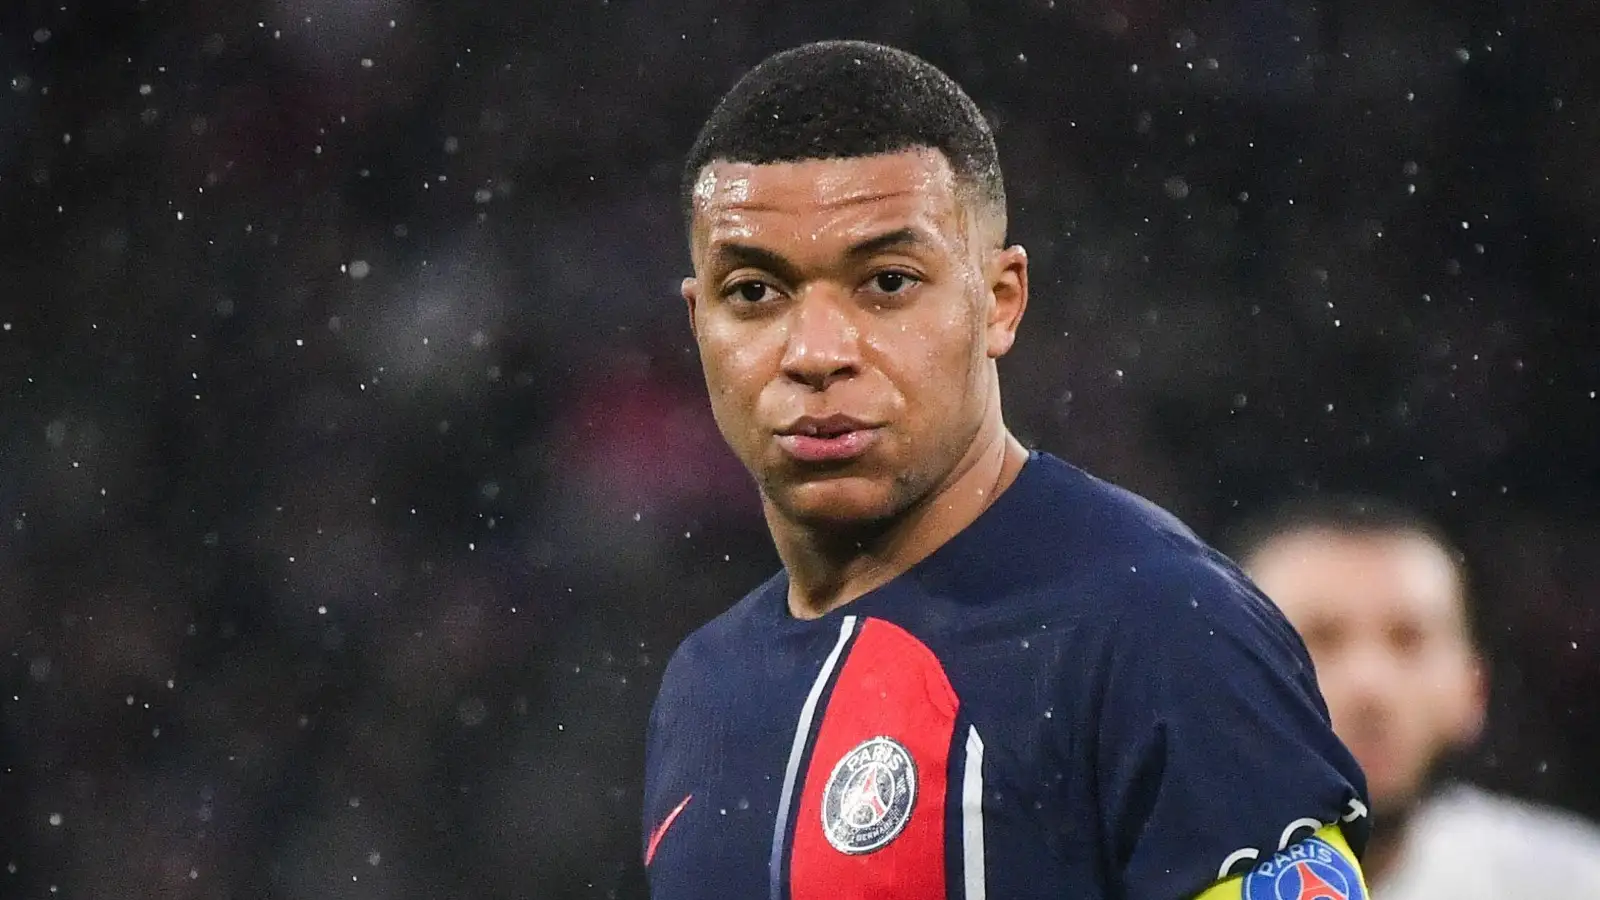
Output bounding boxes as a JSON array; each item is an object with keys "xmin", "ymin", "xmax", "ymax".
[{"xmin": 682, "ymin": 149, "xmax": 1030, "ymax": 620}]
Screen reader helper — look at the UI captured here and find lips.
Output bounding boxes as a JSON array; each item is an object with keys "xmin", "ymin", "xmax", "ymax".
[{"xmin": 776, "ymin": 415, "xmax": 881, "ymax": 463}]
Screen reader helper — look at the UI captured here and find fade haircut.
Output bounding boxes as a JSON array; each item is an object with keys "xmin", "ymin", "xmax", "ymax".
[
  {"xmin": 1224, "ymin": 493, "xmax": 1482, "ymax": 647},
  {"xmin": 681, "ymin": 40, "xmax": 1006, "ymax": 236}
]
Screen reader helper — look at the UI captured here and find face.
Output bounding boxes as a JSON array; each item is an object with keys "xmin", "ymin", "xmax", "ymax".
[
  {"xmin": 682, "ymin": 149, "xmax": 1027, "ymax": 530},
  {"xmin": 1245, "ymin": 530, "xmax": 1485, "ymax": 811}
]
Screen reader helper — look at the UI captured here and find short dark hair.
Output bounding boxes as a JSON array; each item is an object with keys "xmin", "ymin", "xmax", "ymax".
[
  {"xmin": 681, "ymin": 40, "xmax": 1006, "ymax": 232},
  {"xmin": 1223, "ymin": 493, "xmax": 1482, "ymax": 646}
]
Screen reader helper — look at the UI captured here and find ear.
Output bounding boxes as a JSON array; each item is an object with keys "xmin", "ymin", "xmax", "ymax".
[
  {"xmin": 984, "ymin": 244, "xmax": 1028, "ymax": 359},
  {"xmin": 1453, "ymin": 652, "xmax": 1490, "ymax": 745},
  {"xmin": 681, "ymin": 276, "xmax": 701, "ymax": 342}
]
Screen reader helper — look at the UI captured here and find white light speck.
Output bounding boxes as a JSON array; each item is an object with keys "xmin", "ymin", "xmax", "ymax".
[
  {"xmin": 361, "ymin": 58, "xmax": 374, "ymax": 69},
  {"xmin": 317, "ymin": 606, "xmax": 327, "ymax": 615},
  {"xmin": 176, "ymin": 211, "xmax": 184, "ymax": 221},
  {"xmin": 48, "ymin": 813, "xmax": 62, "ymax": 827},
  {"xmin": 348, "ymin": 259, "xmax": 371, "ymax": 280}
]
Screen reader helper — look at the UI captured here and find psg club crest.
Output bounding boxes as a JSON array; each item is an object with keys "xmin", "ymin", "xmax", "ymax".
[
  {"xmin": 821, "ymin": 736, "xmax": 918, "ymax": 855},
  {"xmin": 1242, "ymin": 836, "xmax": 1365, "ymax": 900}
]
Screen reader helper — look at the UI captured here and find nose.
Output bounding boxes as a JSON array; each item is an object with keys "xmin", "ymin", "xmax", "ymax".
[
  {"xmin": 1332, "ymin": 640, "xmax": 1403, "ymax": 716},
  {"xmin": 779, "ymin": 289, "xmax": 861, "ymax": 391}
]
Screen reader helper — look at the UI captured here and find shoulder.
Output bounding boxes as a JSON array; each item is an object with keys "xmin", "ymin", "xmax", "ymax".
[
  {"xmin": 1008, "ymin": 452, "xmax": 1209, "ymax": 561},
  {"xmin": 1390, "ymin": 785, "xmax": 1600, "ymax": 893},
  {"xmin": 978, "ymin": 453, "xmax": 1308, "ymax": 669},
  {"xmin": 1427, "ymin": 784, "xmax": 1600, "ymax": 858},
  {"xmin": 662, "ymin": 572, "xmax": 783, "ymax": 673},
  {"xmin": 652, "ymin": 572, "xmax": 785, "ymax": 710}
]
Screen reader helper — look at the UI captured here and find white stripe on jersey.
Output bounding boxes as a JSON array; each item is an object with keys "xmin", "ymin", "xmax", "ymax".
[
  {"xmin": 963, "ymin": 725, "xmax": 987, "ymax": 900},
  {"xmin": 768, "ymin": 615, "xmax": 857, "ymax": 900}
]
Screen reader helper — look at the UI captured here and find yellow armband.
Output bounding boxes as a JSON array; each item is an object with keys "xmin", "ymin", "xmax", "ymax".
[{"xmin": 1193, "ymin": 824, "xmax": 1368, "ymax": 900}]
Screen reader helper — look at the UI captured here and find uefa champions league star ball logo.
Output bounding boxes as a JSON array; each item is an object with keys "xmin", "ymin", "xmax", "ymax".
[
  {"xmin": 1242, "ymin": 836, "xmax": 1365, "ymax": 900},
  {"xmin": 821, "ymin": 736, "xmax": 917, "ymax": 854}
]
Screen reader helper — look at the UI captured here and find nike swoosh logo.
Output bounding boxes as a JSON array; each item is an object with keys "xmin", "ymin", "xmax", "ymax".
[{"xmin": 645, "ymin": 793, "xmax": 693, "ymax": 866}]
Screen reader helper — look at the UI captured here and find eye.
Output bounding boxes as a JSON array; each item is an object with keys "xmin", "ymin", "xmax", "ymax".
[
  {"xmin": 727, "ymin": 280, "xmax": 778, "ymax": 304},
  {"xmin": 868, "ymin": 271, "xmax": 919, "ymax": 295},
  {"xmin": 1389, "ymin": 623, "xmax": 1425, "ymax": 658}
]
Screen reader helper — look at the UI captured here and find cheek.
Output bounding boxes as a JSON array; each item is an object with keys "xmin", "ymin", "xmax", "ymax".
[
  {"xmin": 868, "ymin": 308, "xmax": 982, "ymax": 394},
  {"xmin": 700, "ymin": 324, "xmax": 779, "ymax": 411}
]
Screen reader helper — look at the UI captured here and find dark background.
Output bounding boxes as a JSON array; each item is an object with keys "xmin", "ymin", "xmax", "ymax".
[{"xmin": 2, "ymin": 1, "xmax": 1596, "ymax": 897}]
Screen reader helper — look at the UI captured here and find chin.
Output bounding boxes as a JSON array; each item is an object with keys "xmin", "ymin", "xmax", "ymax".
[{"xmin": 769, "ymin": 475, "xmax": 902, "ymax": 530}]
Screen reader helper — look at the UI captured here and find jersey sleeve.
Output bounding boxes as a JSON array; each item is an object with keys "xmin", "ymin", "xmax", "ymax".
[{"xmin": 1087, "ymin": 555, "xmax": 1371, "ymax": 900}]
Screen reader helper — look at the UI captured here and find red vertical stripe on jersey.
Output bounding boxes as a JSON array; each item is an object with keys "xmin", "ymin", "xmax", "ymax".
[{"xmin": 789, "ymin": 617, "xmax": 959, "ymax": 900}]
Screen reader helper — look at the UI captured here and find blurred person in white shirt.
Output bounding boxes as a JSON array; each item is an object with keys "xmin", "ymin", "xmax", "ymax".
[{"xmin": 1228, "ymin": 494, "xmax": 1600, "ymax": 899}]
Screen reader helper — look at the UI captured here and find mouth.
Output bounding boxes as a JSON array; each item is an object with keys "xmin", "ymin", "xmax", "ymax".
[{"xmin": 776, "ymin": 415, "xmax": 882, "ymax": 464}]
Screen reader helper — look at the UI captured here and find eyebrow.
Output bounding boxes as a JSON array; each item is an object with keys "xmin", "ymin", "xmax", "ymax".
[
  {"xmin": 706, "ymin": 227, "xmax": 932, "ymax": 277},
  {"xmin": 706, "ymin": 242, "xmax": 801, "ymax": 283},
  {"xmin": 844, "ymin": 227, "xmax": 926, "ymax": 258}
]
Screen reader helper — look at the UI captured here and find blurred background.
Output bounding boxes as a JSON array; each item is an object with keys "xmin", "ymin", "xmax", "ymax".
[{"xmin": 1, "ymin": 1, "xmax": 1595, "ymax": 897}]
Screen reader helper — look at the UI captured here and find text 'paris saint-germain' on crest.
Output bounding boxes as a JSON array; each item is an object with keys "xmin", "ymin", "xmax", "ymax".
[
  {"xmin": 1242, "ymin": 835, "xmax": 1366, "ymax": 900},
  {"xmin": 821, "ymin": 736, "xmax": 918, "ymax": 855}
]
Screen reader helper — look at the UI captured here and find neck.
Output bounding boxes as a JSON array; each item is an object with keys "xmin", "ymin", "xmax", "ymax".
[
  {"xmin": 773, "ymin": 415, "xmax": 1028, "ymax": 620},
  {"xmin": 1359, "ymin": 813, "xmax": 1410, "ymax": 888},
  {"xmin": 1360, "ymin": 789, "xmax": 1431, "ymax": 889}
]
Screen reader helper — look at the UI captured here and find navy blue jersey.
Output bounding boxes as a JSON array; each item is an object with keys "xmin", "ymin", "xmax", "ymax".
[{"xmin": 643, "ymin": 452, "xmax": 1369, "ymax": 900}]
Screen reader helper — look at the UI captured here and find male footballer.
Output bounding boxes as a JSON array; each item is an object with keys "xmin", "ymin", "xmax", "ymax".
[{"xmin": 642, "ymin": 40, "xmax": 1371, "ymax": 900}]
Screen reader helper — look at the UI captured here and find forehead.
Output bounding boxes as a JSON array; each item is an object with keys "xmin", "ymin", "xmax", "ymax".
[
  {"xmin": 1248, "ymin": 530, "xmax": 1465, "ymax": 627},
  {"xmin": 691, "ymin": 150, "xmax": 963, "ymax": 250}
]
